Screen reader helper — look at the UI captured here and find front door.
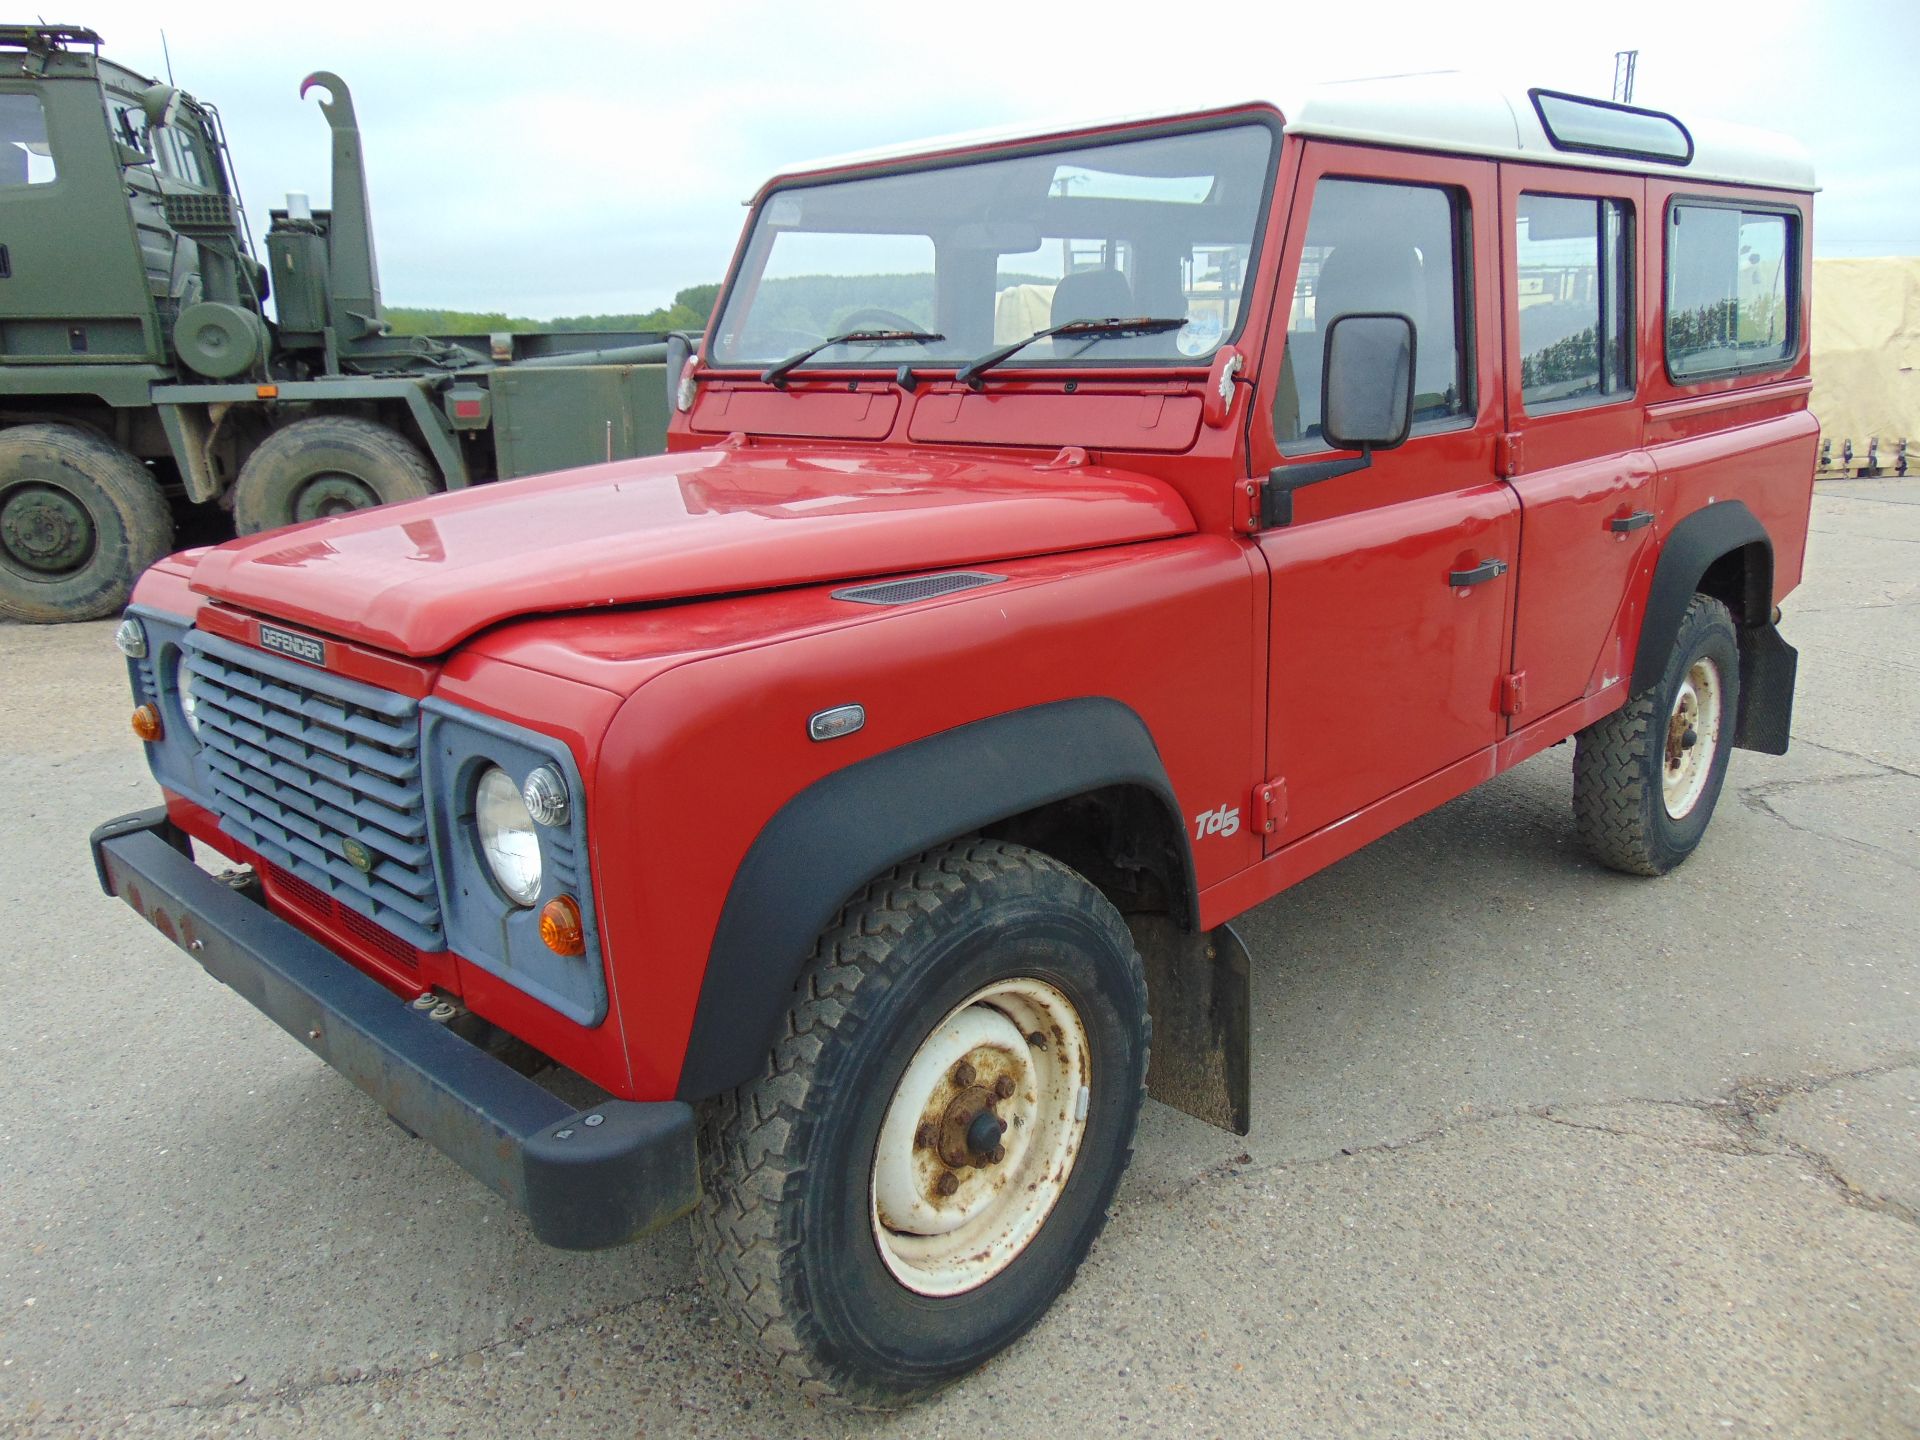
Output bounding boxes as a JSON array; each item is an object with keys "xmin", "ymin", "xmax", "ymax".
[{"xmin": 1252, "ymin": 143, "xmax": 1517, "ymax": 848}]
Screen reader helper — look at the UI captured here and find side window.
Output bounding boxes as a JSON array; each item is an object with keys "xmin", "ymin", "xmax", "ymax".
[
  {"xmin": 108, "ymin": 100, "xmax": 213, "ymax": 190},
  {"xmin": 1665, "ymin": 203, "xmax": 1795, "ymax": 378},
  {"xmin": 1515, "ymin": 194, "xmax": 1635, "ymax": 409},
  {"xmin": 1277, "ymin": 178, "xmax": 1469, "ymax": 447},
  {"xmin": 0, "ymin": 93, "xmax": 57, "ymax": 187}
]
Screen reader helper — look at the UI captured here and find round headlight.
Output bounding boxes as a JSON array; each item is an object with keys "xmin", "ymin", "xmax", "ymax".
[
  {"xmin": 476, "ymin": 766, "xmax": 541, "ymax": 906},
  {"xmin": 177, "ymin": 662, "xmax": 204, "ymax": 739}
]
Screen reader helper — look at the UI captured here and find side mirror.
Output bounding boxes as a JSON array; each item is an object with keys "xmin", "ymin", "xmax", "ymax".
[
  {"xmin": 1321, "ymin": 311, "xmax": 1416, "ymax": 452},
  {"xmin": 1261, "ymin": 311, "xmax": 1418, "ymax": 529}
]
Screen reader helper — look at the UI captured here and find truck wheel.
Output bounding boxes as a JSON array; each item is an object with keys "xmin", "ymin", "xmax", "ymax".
[
  {"xmin": 233, "ymin": 417, "xmax": 437, "ymax": 535},
  {"xmin": 1574, "ymin": 594, "xmax": 1741, "ymax": 876},
  {"xmin": 0, "ymin": 424, "xmax": 172, "ymax": 624},
  {"xmin": 694, "ymin": 839, "xmax": 1149, "ymax": 1408}
]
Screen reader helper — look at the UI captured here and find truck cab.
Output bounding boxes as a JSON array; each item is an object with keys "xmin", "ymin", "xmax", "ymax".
[{"xmin": 93, "ymin": 73, "xmax": 1816, "ymax": 1408}]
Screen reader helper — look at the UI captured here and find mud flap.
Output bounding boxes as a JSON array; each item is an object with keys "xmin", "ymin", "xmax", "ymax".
[
  {"xmin": 1129, "ymin": 914, "xmax": 1251, "ymax": 1136},
  {"xmin": 1734, "ymin": 622, "xmax": 1797, "ymax": 755}
]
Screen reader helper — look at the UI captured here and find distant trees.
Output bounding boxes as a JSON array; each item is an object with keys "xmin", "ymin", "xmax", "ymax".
[{"xmin": 386, "ymin": 282, "xmax": 722, "ymax": 336}]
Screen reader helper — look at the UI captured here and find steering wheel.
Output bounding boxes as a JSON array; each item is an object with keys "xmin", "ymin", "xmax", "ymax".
[
  {"xmin": 746, "ymin": 326, "xmax": 825, "ymax": 350},
  {"xmin": 835, "ymin": 307, "xmax": 927, "ymax": 334}
]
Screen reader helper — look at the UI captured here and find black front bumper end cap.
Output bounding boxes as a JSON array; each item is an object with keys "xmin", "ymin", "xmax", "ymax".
[{"xmin": 89, "ymin": 809, "xmax": 699, "ymax": 1251}]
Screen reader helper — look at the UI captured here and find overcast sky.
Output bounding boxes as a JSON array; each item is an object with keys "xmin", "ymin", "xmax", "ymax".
[{"xmin": 73, "ymin": 0, "xmax": 1919, "ymax": 319}]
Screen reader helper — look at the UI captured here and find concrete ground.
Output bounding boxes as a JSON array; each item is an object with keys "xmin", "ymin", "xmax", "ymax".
[{"xmin": 2, "ymin": 480, "xmax": 1916, "ymax": 1439}]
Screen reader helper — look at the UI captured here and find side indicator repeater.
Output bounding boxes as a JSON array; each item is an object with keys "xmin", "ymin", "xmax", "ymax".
[
  {"xmin": 808, "ymin": 704, "xmax": 866, "ymax": 742},
  {"xmin": 130, "ymin": 704, "xmax": 163, "ymax": 742}
]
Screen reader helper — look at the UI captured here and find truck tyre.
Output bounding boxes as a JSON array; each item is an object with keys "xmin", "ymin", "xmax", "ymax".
[
  {"xmin": 233, "ymin": 417, "xmax": 437, "ymax": 535},
  {"xmin": 693, "ymin": 838, "xmax": 1150, "ymax": 1408},
  {"xmin": 0, "ymin": 424, "xmax": 173, "ymax": 624},
  {"xmin": 1574, "ymin": 594, "xmax": 1741, "ymax": 876}
]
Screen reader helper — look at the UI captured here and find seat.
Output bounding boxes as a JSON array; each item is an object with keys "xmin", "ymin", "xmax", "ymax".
[
  {"xmin": 1284, "ymin": 238, "xmax": 1433, "ymax": 438},
  {"xmin": 1049, "ymin": 268, "xmax": 1135, "ymax": 328}
]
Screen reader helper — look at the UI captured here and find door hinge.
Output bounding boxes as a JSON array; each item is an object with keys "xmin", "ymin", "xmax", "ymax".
[
  {"xmin": 1495, "ymin": 432, "xmax": 1524, "ymax": 478},
  {"xmin": 1254, "ymin": 777, "xmax": 1288, "ymax": 836},
  {"xmin": 1499, "ymin": 671, "xmax": 1527, "ymax": 716}
]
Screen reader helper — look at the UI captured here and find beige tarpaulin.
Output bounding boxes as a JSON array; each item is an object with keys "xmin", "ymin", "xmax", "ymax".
[{"xmin": 1810, "ymin": 257, "xmax": 1920, "ymax": 469}]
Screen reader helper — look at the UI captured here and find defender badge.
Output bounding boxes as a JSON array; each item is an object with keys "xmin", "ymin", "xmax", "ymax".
[
  {"xmin": 258, "ymin": 623, "xmax": 327, "ymax": 668},
  {"xmin": 341, "ymin": 838, "xmax": 374, "ymax": 873}
]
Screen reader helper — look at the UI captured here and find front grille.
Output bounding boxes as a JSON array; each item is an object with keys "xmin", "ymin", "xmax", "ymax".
[
  {"xmin": 183, "ymin": 630, "xmax": 443, "ymax": 950},
  {"xmin": 262, "ymin": 862, "xmax": 421, "ymax": 970},
  {"xmin": 162, "ymin": 192, "xmax": 239, "ymax": 236}
]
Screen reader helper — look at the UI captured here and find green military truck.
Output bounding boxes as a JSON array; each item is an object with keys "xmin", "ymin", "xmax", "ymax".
[{"xmin": 0, "ymin": 24, "xmax": 684, "ymax": 622}]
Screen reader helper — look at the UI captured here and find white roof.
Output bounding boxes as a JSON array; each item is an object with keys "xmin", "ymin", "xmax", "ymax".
[
  {"xmin": 776, "ymin": 72, "xmax": 1814, "ymax": 194},
  {"xmin": 1282, "ymin": 72, "xmax": 1814, "ymax": 192}
]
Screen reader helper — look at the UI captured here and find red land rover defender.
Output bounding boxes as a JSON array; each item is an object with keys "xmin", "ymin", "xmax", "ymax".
[{"xmin": 94, "ymin": 75, "xmax": 1816, "ymax": 1405}]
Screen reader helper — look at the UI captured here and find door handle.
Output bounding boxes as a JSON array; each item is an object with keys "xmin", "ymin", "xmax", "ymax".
[
  {"xmin": 1610, "ymin": 509, "xmax": 1655, "ymax": 533},
  {"xmin": 0, "ymin": 245, "xmax": 10, "ymax": 279},
  {"xmin": 1449, "ymin": 557, "xmax": 1509, "ymax": 587}
]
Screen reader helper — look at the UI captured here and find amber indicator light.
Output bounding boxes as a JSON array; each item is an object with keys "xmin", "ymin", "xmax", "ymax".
[
  {"xmin": 256, "ymin": 384, "xmax": 279, "ymax": 399},
  {"xmin": 539, "ymin": 896, "xmax": 585, "ymax": 956},
  {"xmin": 130, "ymin": 704, "xmax": 163, "ymax": 742}
]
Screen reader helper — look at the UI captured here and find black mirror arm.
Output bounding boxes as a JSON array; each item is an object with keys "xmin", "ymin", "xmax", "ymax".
[{"xmin": 1261, "ymin": 446, "xmax": 1372, "ymax": 529}]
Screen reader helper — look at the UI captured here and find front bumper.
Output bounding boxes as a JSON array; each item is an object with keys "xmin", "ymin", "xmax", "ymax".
[{"xmin": 89, "ymin": 809, "xmax": 698, "ymax": 1250}]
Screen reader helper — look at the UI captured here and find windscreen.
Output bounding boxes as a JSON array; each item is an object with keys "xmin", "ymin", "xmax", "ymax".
[{"xmin": 709, "ymin": 122, "xmax": 1275, "ymax": 372}]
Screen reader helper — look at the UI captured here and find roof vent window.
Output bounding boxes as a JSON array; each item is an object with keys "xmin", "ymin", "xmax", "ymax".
[{"xmin": 1530, "ymin": 89, "xmax": 1693, "ymax": 166}]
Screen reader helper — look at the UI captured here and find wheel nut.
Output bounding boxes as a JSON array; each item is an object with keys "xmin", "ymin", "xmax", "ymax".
[
  {"xmin": 953, "ymin": 1061, "xmax": 976, "ymax": 1088},
  {"xmin": 935, "ymin": 1171, "xmax": 959, "ymax": 1196},
  {"xmin": 989, "ymin": 1144, "xmax": 1006, "ymax": 1165},
  {"xmin": 993, "ymin": 1075, "xmax": 1016, "ymax": 1100},
  {"xmin": 914, "ymin": 1123, "xmax": 938, "ymax": 1150}
]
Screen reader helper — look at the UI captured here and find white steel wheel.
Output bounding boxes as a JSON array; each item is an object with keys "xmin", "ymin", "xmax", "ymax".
[
  {"xmin": 1662, "ymin": 655, "xmax": 1723, "ymax": 819},
  {"xmin": 870, "ymin": 977, "xmax": 1090, "ymax": 1296}
]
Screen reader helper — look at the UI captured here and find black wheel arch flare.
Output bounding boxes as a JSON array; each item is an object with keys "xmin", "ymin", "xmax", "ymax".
[
  {"xmin": 676, "ymin": 697, "xmax": 1198, "ymax": 1100},
  {"xmin": 1633, "ymin": 498, "xmax": 1794, "ymax": 756}
]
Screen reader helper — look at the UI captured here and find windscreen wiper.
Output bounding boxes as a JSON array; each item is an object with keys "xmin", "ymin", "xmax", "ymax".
[
  {"xmin": 954, "ymin": 316, "xmax": 1189, "ymax": 389},
  {"xmin": 761, "ymin": 329, "xmax": 944, "ymax": 388}
]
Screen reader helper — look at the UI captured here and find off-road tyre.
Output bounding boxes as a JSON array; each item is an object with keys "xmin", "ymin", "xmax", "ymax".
[
  {"xmin": 1574, "ymin": 594, "xmax": 1741, "ymax": 876},
  {"xmin": 232, "ymin": 417, "xmax": 437, "ymax": 535},
  {"xmin": 0, "ymin": 424, "xmax": 173, "ymax": 623},
  {"xmin": 692, "ymin": 838, "xmax": 1150, "ymax": 1409}
]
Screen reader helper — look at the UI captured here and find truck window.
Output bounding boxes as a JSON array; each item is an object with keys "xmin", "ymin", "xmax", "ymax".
[
  {"xmin": 0, "ymin": 93, "xmax": 56, "ymax": 186},
  {"xmin": 1276, "ymin": 178, "xmax": 1470, "ymax": 447},
  {"xmin": 1515, "ymin": 194, "xmax": 1634, "ymax": 409},
  {"xmin": 1665, "ymin": 203, "xmax": 1795, "ymax": 378},
  {"xmin": 105, "ymin": 98, "xmax": 212, "ymax": 189}
]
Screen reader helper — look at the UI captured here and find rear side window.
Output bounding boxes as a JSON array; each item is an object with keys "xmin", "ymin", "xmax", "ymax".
[
  {"xmin": 1515, "ymin": 194, "xmax": 1634, "ymax": 409},
  {"xmin": 0, "ymin": 93, "xmax": 56, "ymax": 186},
  {"xmin": 1277, "ymin": 178, "xmax": 1471, "ymax": 447},
  {"xmin": 1665, "ymin": 203, "xmax": 1796, "ymax": 379}
]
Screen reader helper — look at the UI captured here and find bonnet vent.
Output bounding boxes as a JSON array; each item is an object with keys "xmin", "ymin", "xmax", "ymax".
[{"xmin": 832, "ymin": 571, "xmax": 1006, "ymax": 606}]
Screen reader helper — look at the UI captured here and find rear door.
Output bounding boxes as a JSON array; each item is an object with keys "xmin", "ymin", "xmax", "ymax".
[
  {"xmin": 1497, "ymin": 165, "xmax": 1655, "ymax": 723},
  {"xmin": 1251, "ymin": 143, "xmax": 1517, "ymax": 847}
]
